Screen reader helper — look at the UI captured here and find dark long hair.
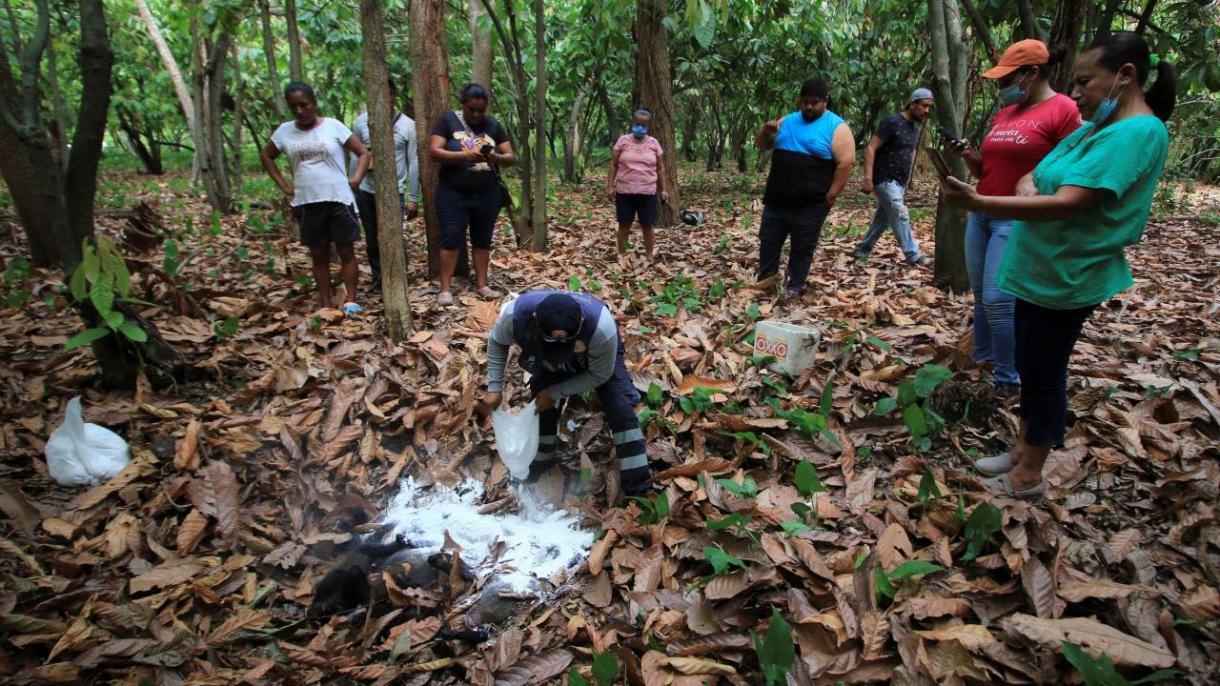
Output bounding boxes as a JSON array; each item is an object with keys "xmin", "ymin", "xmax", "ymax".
[
  {"xmin": 1084, "ymin": 31, "xmax": 1176, "ymax": 121},
  {"xmin": 459, "ymin": 83, "xmax": 489, "ymax": 103}
]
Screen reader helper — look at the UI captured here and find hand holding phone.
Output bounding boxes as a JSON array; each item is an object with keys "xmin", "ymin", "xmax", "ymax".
[{"xmin": 936, "ymin": 125, "xmax": 967, "ymax": 150}]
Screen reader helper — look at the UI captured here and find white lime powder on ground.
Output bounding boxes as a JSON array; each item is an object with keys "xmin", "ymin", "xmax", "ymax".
[{"xmin": 381, "ymin": 478, "xmax": 593, "ymax": 592}]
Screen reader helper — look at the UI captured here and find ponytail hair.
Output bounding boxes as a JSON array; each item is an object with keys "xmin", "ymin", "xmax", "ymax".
[{"xmin": 1084, "ymin": 31, "xmax": 1177, "ymax": 121}]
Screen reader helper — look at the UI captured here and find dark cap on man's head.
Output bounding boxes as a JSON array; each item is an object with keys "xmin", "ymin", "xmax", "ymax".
[{"xmin": 535, "ymin": 293, "xmax": 584, "ymax": 365}]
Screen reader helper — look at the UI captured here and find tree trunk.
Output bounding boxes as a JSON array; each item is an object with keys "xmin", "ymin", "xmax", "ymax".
[
  {"xmin": 927, "ymin": 0, "xmax": 970, "ymax": 292},
  {"xmin": 531, "ymin": 0, "xmax": 546, "ymax": 251},
  {"xmin": 45, "ymin": 38, "xmax": 72, "ymax": 171},
  {"xmin": 1047, "ymin": 0, "xmax": 1086, "ymax": 93},
  {"xmin": 259, "ymin": 0, "xmax": 289, "ymax": 118},
  {"xmin": 597, "ymin": 83, "xmax": 619, "ymax": 145},
  {"xmin": 480, "ymin": 0, "xmax": 535, "ymax": 247},
  {"xmin": 1096, "ymin": 0, "xmax": 1121, "ymax": 39},
  {"xmin": 1134, "ymin": 0, "xmax": 1159, "ymax": 34},
  {"xmin": 228, "ymin": 43, "xmax": 244, "ymax": 190},
  {"xmin": 681, "ymin": 96, "xmax": 700, "ymax": 162},
  {"xmin": 117, "ymin": 106, "xmax": 164, "ymax": 175},
  {"xmin": 562, "ymin": 85, "xmax": 588, "ymax": 183},
  {"xmin": 410, "ymin": 0, "xmax": 452, "ymax": 277},
  {"xmin": 469, "ymin": 0, "xmax": 493, "ymax": 87},
  {"xmin": 635, "ymin": 0, "xmax": 679, "ymax": 225},
  {"xmin": 1016, "ymin": 0, "xmax": 1043, "ymax": 40},
  {"xmin": 203, "ymin": 32, "xmax": 235, "ymax": 214},
  {"xmin": 361, "ymin": 0, "xmax": 412, "ymax": 340},
  {"xmin": 960, "ymin": 0, "xmax": 998, "ymax": 64},
  {"xmin": 286, "ymin": 0, "xmax": 304, "ymax": 82},
  {"xmin": 133, "ymin": 0, "xmax": 203, "ymax": 180}
]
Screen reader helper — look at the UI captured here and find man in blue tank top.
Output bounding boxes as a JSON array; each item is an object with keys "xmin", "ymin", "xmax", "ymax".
[
  {"xmin": 755, "ymin": 77, "xmax": 857, "ymax": 295},
  {"xmin": 475, "ymin": 291, "xmax": 652, "ymax": 496}
]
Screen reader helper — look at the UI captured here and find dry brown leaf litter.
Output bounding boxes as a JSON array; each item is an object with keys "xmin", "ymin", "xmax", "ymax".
[{"xmin": 0, "ymin": 168, "xmax": 1218, "ymax": 684}]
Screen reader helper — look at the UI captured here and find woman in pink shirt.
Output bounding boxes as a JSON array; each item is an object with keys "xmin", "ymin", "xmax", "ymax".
[
  {"xmin": 607, "ymin": 109, "xmax": 669, "ymax": 259},
  {"xmin": 947, "ymin": 40, "xmax": 1081, "ymax": 399}
]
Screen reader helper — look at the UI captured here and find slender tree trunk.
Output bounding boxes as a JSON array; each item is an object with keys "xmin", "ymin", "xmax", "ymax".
[
  {"xmin": 3, "ymin": 0, "xmax": 21, "ymax": 57},
  {"xmin": 469, "ymin": 0, "xmax": 492, "ymax": 88},
  {"xmin": 531, "ymin": 0, "xmax": 547, "ymax": 251},
  {"xmin": 45, "ymin": 40, "xmax": 71, "ymax": 171},
  {"xmin": 286, "ymin": 0, "xmax": 304, "ymax": 82},
  {"xmin": 960, "ymin": 0, "xmax": 998, "ymax": 64},
  {"xmin": 259, "ymin": 0, "xmax": 288, "ymax": 118},
  {"xmin": 635, "ymin": 0, "xmax": 679, "ymax": 225},
  {"xmin": 681, "ymin": 96, "xmax": 700, "ymax": 162},
  {"xmin": 1016, "ymin": 0, "xmax": 1043, "ymax": 40},
  {"xmin": 229, "ymin": 43, "xmax": 244, "ymax": 190},
  {"xmin": 927, "ymin": 0, "xmax": 970, "ymax": 292},
  {"xmin": 597, "ymin": 83, "xmax": 619, "ymax": 145},
  {"xmin": 133, "ymin": 0, "xmax": 203, "ymax": 180},
  {"xmin": 362, "ymin": 0, "xmax": 412, "ymax": 340},
  {"xmin": 562, "ymin": 85, "xmax": 588, "ymax": 183},
  {"xmin": 1096, "ymin": 0, "xmax": 1121, "ymax": 39},
  {"xmin": 480, "ymin": 0, "xmax": 534, "ymax": 246},
  {"xmin": 204, "ymin": 32, "xmax": 235, "ymax": 213},
  {"xmin": 410, "ymin": 0, "xmax": 451, "ymax": 277},
  {"xmin": 1047, "ymin": 0, "xmax": 1086, "ymax": 93},
  {"xmin": 117, "ymin": 106, "xmax": 164, "ymax": 174}
]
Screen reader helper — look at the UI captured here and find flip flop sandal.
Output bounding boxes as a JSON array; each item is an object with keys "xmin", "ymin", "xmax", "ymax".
[
  {"xmin": 476, "ymin": 286, "xmax": 496, "ymax": 298},
  {"xmin": 982, "ymin": 473, "xmax": 1046, "ymax": 500},
  {"xmin": 437, "ymin": 291, "xmax": 454, "ymax": 305},
  {"xmin": 974, "ymin": 453, "xmax": 1016, "ymax": 477},
  {"xmin": 342, "ymin": 302, "xmax": 363, "ymax": 315}
]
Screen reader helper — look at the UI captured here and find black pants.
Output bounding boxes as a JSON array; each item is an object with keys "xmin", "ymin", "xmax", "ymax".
[
  {"xmin": 757, "ymin": 201, "xmax": 832, "ymax": 292},
  {"xmin": 354, "ymin": 189, "xmax": 405, "ymax": 282},
  {"xmin": 1014, "ymin": 298, "xmax": 1097, "ymax": 447},
  {"xmin": 525, "ymin": 342, "xmax": 651, "ymax": 494}
]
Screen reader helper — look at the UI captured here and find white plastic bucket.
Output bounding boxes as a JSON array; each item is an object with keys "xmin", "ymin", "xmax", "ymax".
[{"xmin": 754, "ymin": 320, "xmax": 821, "ymax": 376}]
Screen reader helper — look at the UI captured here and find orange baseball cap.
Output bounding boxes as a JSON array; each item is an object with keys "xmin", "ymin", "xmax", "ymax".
[{"xmin": 983, "ymin": 39, "xmax": 1050, "ymax": 79}]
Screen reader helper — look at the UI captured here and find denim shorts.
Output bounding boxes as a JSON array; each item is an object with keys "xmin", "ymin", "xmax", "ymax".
[
  {"xmin": 436, "ymin": 182, "xmax": 502, "ymax": 250},
  {"xmin": 615, "ymin": 193, "xmax": 658, "ymax": 226}
]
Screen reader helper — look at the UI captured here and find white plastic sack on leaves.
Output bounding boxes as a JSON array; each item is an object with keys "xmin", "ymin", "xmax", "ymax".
[
  {"xmin": 44, "ymin": 396, "xmax": 130, "ymax": 486},
  {"xmin": 491, "ymin": 400, "xmax": 538, "ymax": 479}
]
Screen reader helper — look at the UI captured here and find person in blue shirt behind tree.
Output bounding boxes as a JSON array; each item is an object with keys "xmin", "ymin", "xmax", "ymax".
[
  {"xmin": 755, "ymin": 77, "xmax": 856, "ymax": 296},
  {"xmin": 474, "ymin": 291, "xmax": 653, "ymax": 497}
]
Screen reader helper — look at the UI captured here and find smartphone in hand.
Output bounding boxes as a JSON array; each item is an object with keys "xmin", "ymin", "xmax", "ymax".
[{"xmin": 936, "ymin": 125, "xmax": 967, "ymax": 150}]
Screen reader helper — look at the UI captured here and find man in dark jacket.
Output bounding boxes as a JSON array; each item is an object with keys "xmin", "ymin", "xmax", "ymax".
[
  {"xmin": 755, "ymin": 77, "xmax": 857, "ymax": 295},
  {"xmin": 475, "ymin": 291, "xmax": 652, "ymax": 496}
]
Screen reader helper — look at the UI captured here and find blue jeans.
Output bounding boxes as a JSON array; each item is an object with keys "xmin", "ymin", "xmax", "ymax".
[
  {"xmin": 965, "ymin": 212, "xmax": 1018, "ymax": 385},
  {"xmin": 857, "ymin": 181, "xmax": 921, "ymax": 262}
]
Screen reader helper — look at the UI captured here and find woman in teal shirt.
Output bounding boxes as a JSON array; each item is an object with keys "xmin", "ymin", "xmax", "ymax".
[{"xmin": 942, "ymin": 32, "xmax": 1175, "ymax": 499}]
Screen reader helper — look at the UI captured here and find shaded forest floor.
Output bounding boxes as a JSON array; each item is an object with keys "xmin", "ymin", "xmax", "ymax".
[{"xmin": 1, "ymin": 164, "xmax": 1219, "ymax": 685}]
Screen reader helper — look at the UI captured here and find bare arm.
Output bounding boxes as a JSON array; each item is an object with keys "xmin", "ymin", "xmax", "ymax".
[
  {"xmin": 260, "ymin": 141, "xmax": 292, "ymax": 197},
  {"xmin": 344, "ymin": 134, "xmax": 370, "ymax": 187},
  {"xmin": 943, "ymin": 176, "xmax": 1106, "ymax": 220},
  {"xmin": 861, "ymin": 134, "xmax": 882, "ymax": 191},
  {"xmin": 755, "ymin": 117, "xmax": 781, "ymax": 150},
  {"xmin": 827, "ymin": 123, "xmax": 856, "ymax": 202},
  {"xmin": 607, "ymin": 147, "xmax": 621, "ymax": 197}
]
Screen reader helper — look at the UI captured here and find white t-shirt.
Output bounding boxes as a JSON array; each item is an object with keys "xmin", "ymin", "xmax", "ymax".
[
  {"xmin": 270, "ymin": 118, "xmax": 356, "ymax": 207},
  {"xmin": 350, "ymin": 111, "xmax": 420, "ymax": 202}
]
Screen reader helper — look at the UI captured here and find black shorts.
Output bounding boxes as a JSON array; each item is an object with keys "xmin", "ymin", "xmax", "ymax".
[
  {"xmin": 293, "ymin": 201, "xmax": 361, "ymax": 247},
  {"xmin": 615, "ymin": 193, "xmax": 658, "ymax": 226},
  {"xmin": 436, "ymin": 182, "xmax": 501, "ymax": 250}
]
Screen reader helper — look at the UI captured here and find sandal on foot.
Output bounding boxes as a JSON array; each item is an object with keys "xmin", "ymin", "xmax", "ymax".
[
  {"xmin": 437, "ymin": 291, "xmax": 454, "ymax": 305},
  {"xmin": 342, "ymin": 302, "xmax": 363, "ymax": 315},
  {"xmin": 476, "ymin": 286, "xmax": 496, "ymax": 298},
  {"xmin": 982, "ymin": 473, "xmax": 1045, "ymax": 500},
  {"xmin": 974, "ymin": 453, "xmax": 1016, "ymax": 477}
]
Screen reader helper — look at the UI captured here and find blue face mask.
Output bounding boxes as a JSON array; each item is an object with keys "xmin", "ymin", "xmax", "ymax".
[
  {"xmin": 998, "ymin": 72, "xmax": 1032, "ymax": 107},
  {"xmin": 1091, "ymin": 76, "xmax": 1125, "ymax": 126},
  {"xmin": 631, "ymin": 124, "xmax": 648, "ymax": 139}
]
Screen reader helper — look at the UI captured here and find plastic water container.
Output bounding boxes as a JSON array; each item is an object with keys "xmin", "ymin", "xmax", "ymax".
[{"xmin": 754, "ymin": 320, "xmax": 821, "ymax": 377}]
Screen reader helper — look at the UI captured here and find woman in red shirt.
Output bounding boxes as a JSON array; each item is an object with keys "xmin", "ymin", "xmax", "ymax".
[{"xmin": 948, "ymin": 40, "xmax": 1081, "ymax": 402}]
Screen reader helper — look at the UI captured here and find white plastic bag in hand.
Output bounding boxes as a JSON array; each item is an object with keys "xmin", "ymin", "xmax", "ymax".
[
  {"xmin": 44, "ymin": 396, "xmax": 130, "ymax": 486},
  {"xmin": 491, "ymin": 400, "xmax": 539, "ymax": 479}
]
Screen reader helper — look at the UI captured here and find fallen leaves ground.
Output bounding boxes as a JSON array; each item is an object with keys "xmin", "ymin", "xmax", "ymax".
[{"xmin": 1, "ymin": 165, "xmax": 1218, "ymax": 685}]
